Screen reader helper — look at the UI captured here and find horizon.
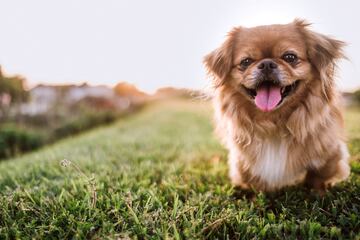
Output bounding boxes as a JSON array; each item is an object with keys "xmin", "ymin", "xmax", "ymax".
[
  {"xmin": 8, "ymin": 77, "xmax": 360, "ymax": 95},
  {"xmin": 1, "ymin": 0, "xmax": 359, "ymax": 93}
]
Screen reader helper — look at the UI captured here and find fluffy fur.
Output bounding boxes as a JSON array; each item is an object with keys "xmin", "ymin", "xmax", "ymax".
[{"xmin": 204, "ymin": 19, "xmax": 350, "ymax": 192}]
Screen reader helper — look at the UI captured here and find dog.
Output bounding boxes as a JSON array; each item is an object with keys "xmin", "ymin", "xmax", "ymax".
[{"xmin": 204, "ymin": 19, "xmax": 350, "ymax": 193}]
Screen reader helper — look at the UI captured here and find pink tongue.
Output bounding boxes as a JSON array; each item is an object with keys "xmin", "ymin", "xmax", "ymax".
[{"xmin": 254, "ymin": 85, "xmax": 282, "ymax": 112}]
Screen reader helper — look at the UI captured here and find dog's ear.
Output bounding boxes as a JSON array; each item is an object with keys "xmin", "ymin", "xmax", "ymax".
[
  {"xmin": 203, "ymin": 28, "xmax": 240, "ymax": 87},
  {"xmin": 294, "ymin": 19, "xmax": 346, "ymax": 101}
]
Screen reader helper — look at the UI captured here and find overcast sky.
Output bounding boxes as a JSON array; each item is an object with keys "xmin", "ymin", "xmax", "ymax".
[{"xmin": 0, "ymin": 0, "xmax": 359, "ymax": 93}]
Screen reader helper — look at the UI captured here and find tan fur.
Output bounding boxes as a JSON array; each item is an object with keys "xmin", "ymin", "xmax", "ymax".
[{"xmin": 204, "ymin": 19, "xmax": 350, "ymax": 192}]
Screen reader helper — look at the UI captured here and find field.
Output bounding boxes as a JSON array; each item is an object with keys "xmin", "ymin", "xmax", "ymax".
[{"xmin": 0, "ymin": 99, "xmax": 359, "ymax": 239}]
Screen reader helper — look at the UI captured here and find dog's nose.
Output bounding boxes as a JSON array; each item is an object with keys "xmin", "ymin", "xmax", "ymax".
[{"xmin": 257, "ymin": 60, "xmax": 278, "ymax": 73}]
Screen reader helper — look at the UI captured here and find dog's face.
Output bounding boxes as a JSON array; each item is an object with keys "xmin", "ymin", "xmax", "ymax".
[
  {"xmin": 204, "ymin": 19, "xmax": 344, "ymax": 113},
  {"xmin": 230, "ymin": 25, "xmax": 310, "ymax": 112}
]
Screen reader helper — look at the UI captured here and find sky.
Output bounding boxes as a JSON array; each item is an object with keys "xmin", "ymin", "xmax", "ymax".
[{"xmin": 0, "ymin": 0, "xmax": 359, "ymax": 93}]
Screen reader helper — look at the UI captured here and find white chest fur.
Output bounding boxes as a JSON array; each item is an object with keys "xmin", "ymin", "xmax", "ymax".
[{"xmin": 250, "ymin": 138, "xmax": 298, "ymax": 188}]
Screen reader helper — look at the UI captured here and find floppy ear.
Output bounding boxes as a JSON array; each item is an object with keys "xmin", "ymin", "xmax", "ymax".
[
  {"xmin": 203, "ymin": 28, "xmax": 239, "ymax": 87},
  {"xmin": 294, "ymin": 19, "xmax": 346, "ymax": 101}
]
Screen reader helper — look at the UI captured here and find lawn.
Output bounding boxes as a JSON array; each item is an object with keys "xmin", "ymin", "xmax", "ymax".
[{"xmin": 0, "ymin": 99, "xmax": 359, "ymax": 239}]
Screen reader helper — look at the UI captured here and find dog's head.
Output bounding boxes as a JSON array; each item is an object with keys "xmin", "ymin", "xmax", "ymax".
[{"xmin": 204, "ymin": 19, "xmax": 345, "ymax": 112}]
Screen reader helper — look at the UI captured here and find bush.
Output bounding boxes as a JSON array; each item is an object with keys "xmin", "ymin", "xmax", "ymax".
[
  {"xmin": 0, "ymin": 109, "xmax": 125, "ymax": 160},
  {"xmin": 0, "ymin": 125, "xmax": 44, "ymax": 159},
  {"xmin": 354, "ymin": 89, "xmax": 360, "ymax": 104},
  {"xmin": 53, "ymin": 111, "xmax": 118, "ymax": 139}
]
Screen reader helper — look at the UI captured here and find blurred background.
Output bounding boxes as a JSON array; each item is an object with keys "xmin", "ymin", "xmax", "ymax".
[{"xmin": 0, "ymin": 0, "xmax": 359, "ymax": 160}]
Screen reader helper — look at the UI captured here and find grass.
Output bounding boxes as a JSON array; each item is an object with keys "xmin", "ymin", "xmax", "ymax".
[{"xmin": 0, "ymin": 99, "xmax": 359, "ymax": 239}]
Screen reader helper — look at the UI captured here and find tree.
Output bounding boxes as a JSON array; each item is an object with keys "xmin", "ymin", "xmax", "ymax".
[
  {"xmin": 114, "ymin": 82, "xmax": 147, "ymax": 98},
  {"xmin": 0, "ymin": 66, "xmax": 29, "ymax": 118}
]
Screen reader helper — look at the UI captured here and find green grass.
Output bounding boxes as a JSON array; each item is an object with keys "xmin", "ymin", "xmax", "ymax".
[{"xmin": 0, "ymin": 99, "xmax": 359, "ymax": 239}]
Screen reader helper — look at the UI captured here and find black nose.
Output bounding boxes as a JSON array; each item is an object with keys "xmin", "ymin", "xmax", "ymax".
[{"xmin": 257, "ymin": 60, "xmax": 278, "ymax": 73}]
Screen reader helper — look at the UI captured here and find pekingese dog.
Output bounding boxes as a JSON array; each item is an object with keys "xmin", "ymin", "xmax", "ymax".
[{"xmin": 204, "ymin": 19, "xmax": 350, "ymax": 193}]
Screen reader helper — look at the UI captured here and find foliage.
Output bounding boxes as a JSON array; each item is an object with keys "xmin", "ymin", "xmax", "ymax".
[
  {"xmin": 53, "ymin": 111, "xmax": 118, "ymax": 139},
  {"xmin": 0, "ymin": 67, "xmax": 28, "ymax": 105},
  {"xmin": 0, "ymin": 111, "xmax": 119, "ymax": 160},
  {"xmin": 0, "ymin": 100, "xmax": 359, "ymax": 239},
  {"xmin": 114, "ymin": 82, "xmax": 148, "ymax": 98},
  {"xmin": 354, "ymin": 89, "xmax": 360, "ymax": 104},
  {"xmin": 0, "ymin": 125, "xmax": 44, "ymax": 159},
  {"xmin": 0, "ymin": 92, "xmax": 131, "ymax": 159}
]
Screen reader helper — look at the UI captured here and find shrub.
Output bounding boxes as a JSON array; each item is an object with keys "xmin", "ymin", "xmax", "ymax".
[
  {"xmin": 0, "ymin": 125, "xmax": 44, "ymax": 159},
  {"xmin": 53, "ymin": 111, "xmax": 118, "ymax": 139},
  {"xmin": 354, "ymin": 89, "xmax": 360, "ymax": 104},
  {"xmin": 1, "ymin": 106, "xmax": 128, "ymax": 160}
]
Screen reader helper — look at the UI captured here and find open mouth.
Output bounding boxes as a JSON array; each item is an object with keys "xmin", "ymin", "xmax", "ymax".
[{"xmin": 243, "ymin": 80, "xmax": 300, "ymax": 112}]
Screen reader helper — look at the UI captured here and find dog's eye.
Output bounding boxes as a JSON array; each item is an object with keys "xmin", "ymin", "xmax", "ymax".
[
  {"xmin": 282, "ymin": 53, "xmax": 298, "ymax": 64},
  {"xmin": 239, "ymin": 58, "xmax": 254, "ymax": 69}
]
